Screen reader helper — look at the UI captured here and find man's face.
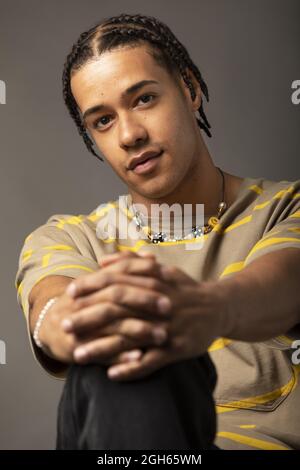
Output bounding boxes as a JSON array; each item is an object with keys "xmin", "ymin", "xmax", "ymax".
[{"xmin": 71, "ymin": 44, "xmax": 201, "ymax": 199}]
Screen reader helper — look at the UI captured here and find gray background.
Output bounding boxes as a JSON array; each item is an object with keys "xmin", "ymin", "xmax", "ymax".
[{"xmin": 0, "ymin": 0, "xmax": 299, "ymax": 449}]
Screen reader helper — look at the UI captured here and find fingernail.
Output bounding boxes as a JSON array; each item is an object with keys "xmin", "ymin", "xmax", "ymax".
[
  {"xmin": 153, "ymin": 328, "xmax": 167, "ymax": 344},
  {"xmin": 61, "ymin": 318, "xmax": 73, "ymax": 332},
  {"xmin": 74, "ymin": 348, "xmax": 87, "ymax": 360},
  {"xmin": 123, "ymin": 350, "xmax": 142, "ymax": 361},
  {"xmin": 66, "ymin": 283, "xmax": 76, "ymax": 297},
  {"xmin": 108, "ymin": 367, "xmax": 121, "ymax": 378},
  {"xmin": 157, "ymin": 297, "xmax": 171, "ymax": 314}
]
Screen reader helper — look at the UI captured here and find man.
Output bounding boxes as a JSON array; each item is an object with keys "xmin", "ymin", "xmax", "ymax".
[{"xmin": 15, "ymin": 13, "xmax": 300, "ymax": 450}]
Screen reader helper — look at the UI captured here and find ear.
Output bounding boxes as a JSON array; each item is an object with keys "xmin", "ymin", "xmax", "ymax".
[{"xmin": 178, "ymin": 68, "xmax": 202, "ymax": 112}]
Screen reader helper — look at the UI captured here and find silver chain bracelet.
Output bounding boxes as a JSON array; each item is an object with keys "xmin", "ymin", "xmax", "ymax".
[{"xmin": 33, "ymin": 297, "xmax": 58, "ymax": 349}]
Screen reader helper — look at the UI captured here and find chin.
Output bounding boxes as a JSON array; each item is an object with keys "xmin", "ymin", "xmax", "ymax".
[{"xmin": 137, "ymin": 181, "xmax": 178, "ymax": 200}]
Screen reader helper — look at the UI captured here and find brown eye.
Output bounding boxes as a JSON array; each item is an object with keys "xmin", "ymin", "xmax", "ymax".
[
  {"xmin": 94, "ymin": 115, "xmax": 111, "ymax": 129},
  {"xmin": 138, "ymin": 94, "xmax": 155, "ymax": 105}
]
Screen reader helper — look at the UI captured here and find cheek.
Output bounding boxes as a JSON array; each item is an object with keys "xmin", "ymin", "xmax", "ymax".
[
  {"xmin": 156, "ymin": 100, "xmax": 193, "ymax": 148},
  {"xmin": 161, "ymin": 121, "xmax": 194, "ymax": 173},
  {"xmin": 91, "ymin": 135, "xmax": 118, "ymax": 166}
]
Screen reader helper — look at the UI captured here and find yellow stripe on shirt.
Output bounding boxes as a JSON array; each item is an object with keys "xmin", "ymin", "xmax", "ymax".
[
  {"xmin": 246, "ymin": 236, "xmax": 300, "ymax": 258},
  {"xmin": 42, "ymin": 245, "xmax": 75, "ymax": 251},
  {"xmin": 216, "ymin": 365, "xmax": 300, "ymax": 413},
  {"xmin": 42, "ymin": 253, "xmax": 52, "ymax": 268},
  {"xmin": 248, "ymin": 184, "xmax": 263, "ymax": 195},
  {"xmin": 223, "ymin": 215, "xmax": 252, "ymax": 234},
  {"xmin": 216, "ymin": 431, "xmax": 289, "ymax": 450},
  {"xmin": 253, "ymin": 200, "xmax": 270, "ymax": 210},
  {"xmin": 56, "ymin": 215, "xmax": 86, "ymax": 229},
  {"xmin": 219, "ymin": 261, "xmax": 245, "ymax": 277},
  {"xmin": 289, "ymin": 210, "xmax": 300, "ymax": 219},
  {"xmin": 208, "ymin": 338, "xmax": 232, "ymax": 352},
  {"xmin": 22, "ymin": 249, "xmax": 33, "ymax": 262}
]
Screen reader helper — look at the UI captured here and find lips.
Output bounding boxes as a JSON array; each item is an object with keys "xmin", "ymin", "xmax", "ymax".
[{"xmin": 128, "ymin": 150, "xmax": 163, "ymax": 171}]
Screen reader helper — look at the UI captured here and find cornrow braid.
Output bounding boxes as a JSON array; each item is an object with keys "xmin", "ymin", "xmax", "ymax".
[
  {"xmin": 62, "ymin": 26, "xmax": 103, "ymax": 160},
  {"xmin": 62, "ymin": 13, "xmax": 212, "ymax": 161}
]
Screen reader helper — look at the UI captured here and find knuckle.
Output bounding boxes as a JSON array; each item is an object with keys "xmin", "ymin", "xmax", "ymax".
[
  {"xmin": 147, "ymin": 278, "xmax": 161, "ymax": 291},
  {"xmin": 109, "ymin": 284, "xmax": 123, "ymax": 303},
  {"xmin": 145, "ymin": 259, "xmax": 156, "ymax": 271}
]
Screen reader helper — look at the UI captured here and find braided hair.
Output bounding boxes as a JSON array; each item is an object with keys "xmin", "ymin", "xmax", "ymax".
[{"xmin": 62, "ymin": 13, "xmax": 212, "ymax": 162}]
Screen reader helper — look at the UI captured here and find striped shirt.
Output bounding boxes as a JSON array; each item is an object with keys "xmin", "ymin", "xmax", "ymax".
[{"xmin": 15, "ymin": 175, "xmax": 300, "ymax": 449}]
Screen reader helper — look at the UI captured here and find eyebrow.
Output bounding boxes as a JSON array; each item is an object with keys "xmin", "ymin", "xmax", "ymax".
[{"xmin": 82, "ymin": 80, "xmax": 159, "ymax": 121}]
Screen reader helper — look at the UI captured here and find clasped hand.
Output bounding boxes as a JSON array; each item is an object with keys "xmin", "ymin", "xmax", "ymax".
[{"xmin": 47, "ymin": 252, "xmax": 224, "ymax": 381}]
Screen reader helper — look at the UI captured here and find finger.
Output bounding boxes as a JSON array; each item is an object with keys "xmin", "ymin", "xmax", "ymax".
[
  {"xmin": 72, "ymin": 273, "xmax": 171, "ymax": 309},
  {"xmin": 62, "ymin": 303, "xmax": 170, "ymax": 337},
  {"xmin": 104, "ymin": 258, "xmax": 161, "ymax": 281},
  {"xmin": 66, "ymin": 258, "xmax": 162, "ymax": 298},
  {"xmin": 67, "ymin": 279, "xmax": 171, "ymax": 317},
  {"xmin": 103, "ymin": 318, "xmax": 168, "ymax": 346},
  {"xmin": 86, "ymin": 284, "xmax": 171, "ymax": 316},
  {"xmin": 159, "ymin": 265, "xmax": 194, "ymax": 284},
  {"xmin": 76, "ymin": 318, "xmax": 168, "ymax": 348},
  {"xmin": 103, "ymin": 349, "xmax": 144, "ymax": 366},
  {"xmin": 73, "ymin": 334, "xmax": 142, "ymax": 364},
  {"xmin": 83, "ymin": 273, "xmax": 169, "ymax": 299},
  {"xmin": 62, "ymin": 302, "xmax": 135, "ymax": 334},
  {"xmin": 75, "ymin": 348, "xmax": 143, "ymax": 367},
  {"xmin": 99, "ymin": 251, "xmax": 137, "ymax": 268},
  {"xmin": 106, "ymin": 347, "xmax": 173, "ymax": 382},
  {"xmin": 117, "ymin": 349, "xmax": 144, "ymax": 363}
]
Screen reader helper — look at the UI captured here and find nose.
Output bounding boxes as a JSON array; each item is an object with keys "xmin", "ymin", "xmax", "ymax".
[{"xmin": 118, "ymin": 113, "xmax": 148, "ymax": 149}]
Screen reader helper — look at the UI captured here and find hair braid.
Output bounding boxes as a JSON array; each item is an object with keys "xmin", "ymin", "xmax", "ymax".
[
  {"xmin": 62, "ymin": 13, "xmax": 212, "ymax": 160},
  {"xmin": 62, "ymin": 27, "xmax": 104, "ymax": 161}
]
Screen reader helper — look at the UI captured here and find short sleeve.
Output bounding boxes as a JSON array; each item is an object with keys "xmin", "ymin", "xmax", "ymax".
[
  {"xmin": 243, "ymin": 180, "xmax": 300, "ymax": 266},
  {"xmin": 15, "ymin": 213, "xmax": 100, "ymax": 377},
  {"xmin": 243, "ymin": 180, "xmax": 300, "ymax": 349},
  {"xmin": 15, "ymin": 214, "xmax": 100, "ymax": 319}
]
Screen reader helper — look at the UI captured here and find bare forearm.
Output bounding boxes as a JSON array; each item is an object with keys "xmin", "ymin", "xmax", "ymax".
[
  {"xmin": 218, "ymin": 248, "xmax": 300, "ymax": 342},
  {"xmin": 29, "ymin": 275, "xmax": 74, "ymax": 334}
]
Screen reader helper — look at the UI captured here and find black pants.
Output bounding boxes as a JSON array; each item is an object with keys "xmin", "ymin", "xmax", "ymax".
[{"xmin": 56, "ymin": 353, "xmax": 217, "ymax": 450}]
